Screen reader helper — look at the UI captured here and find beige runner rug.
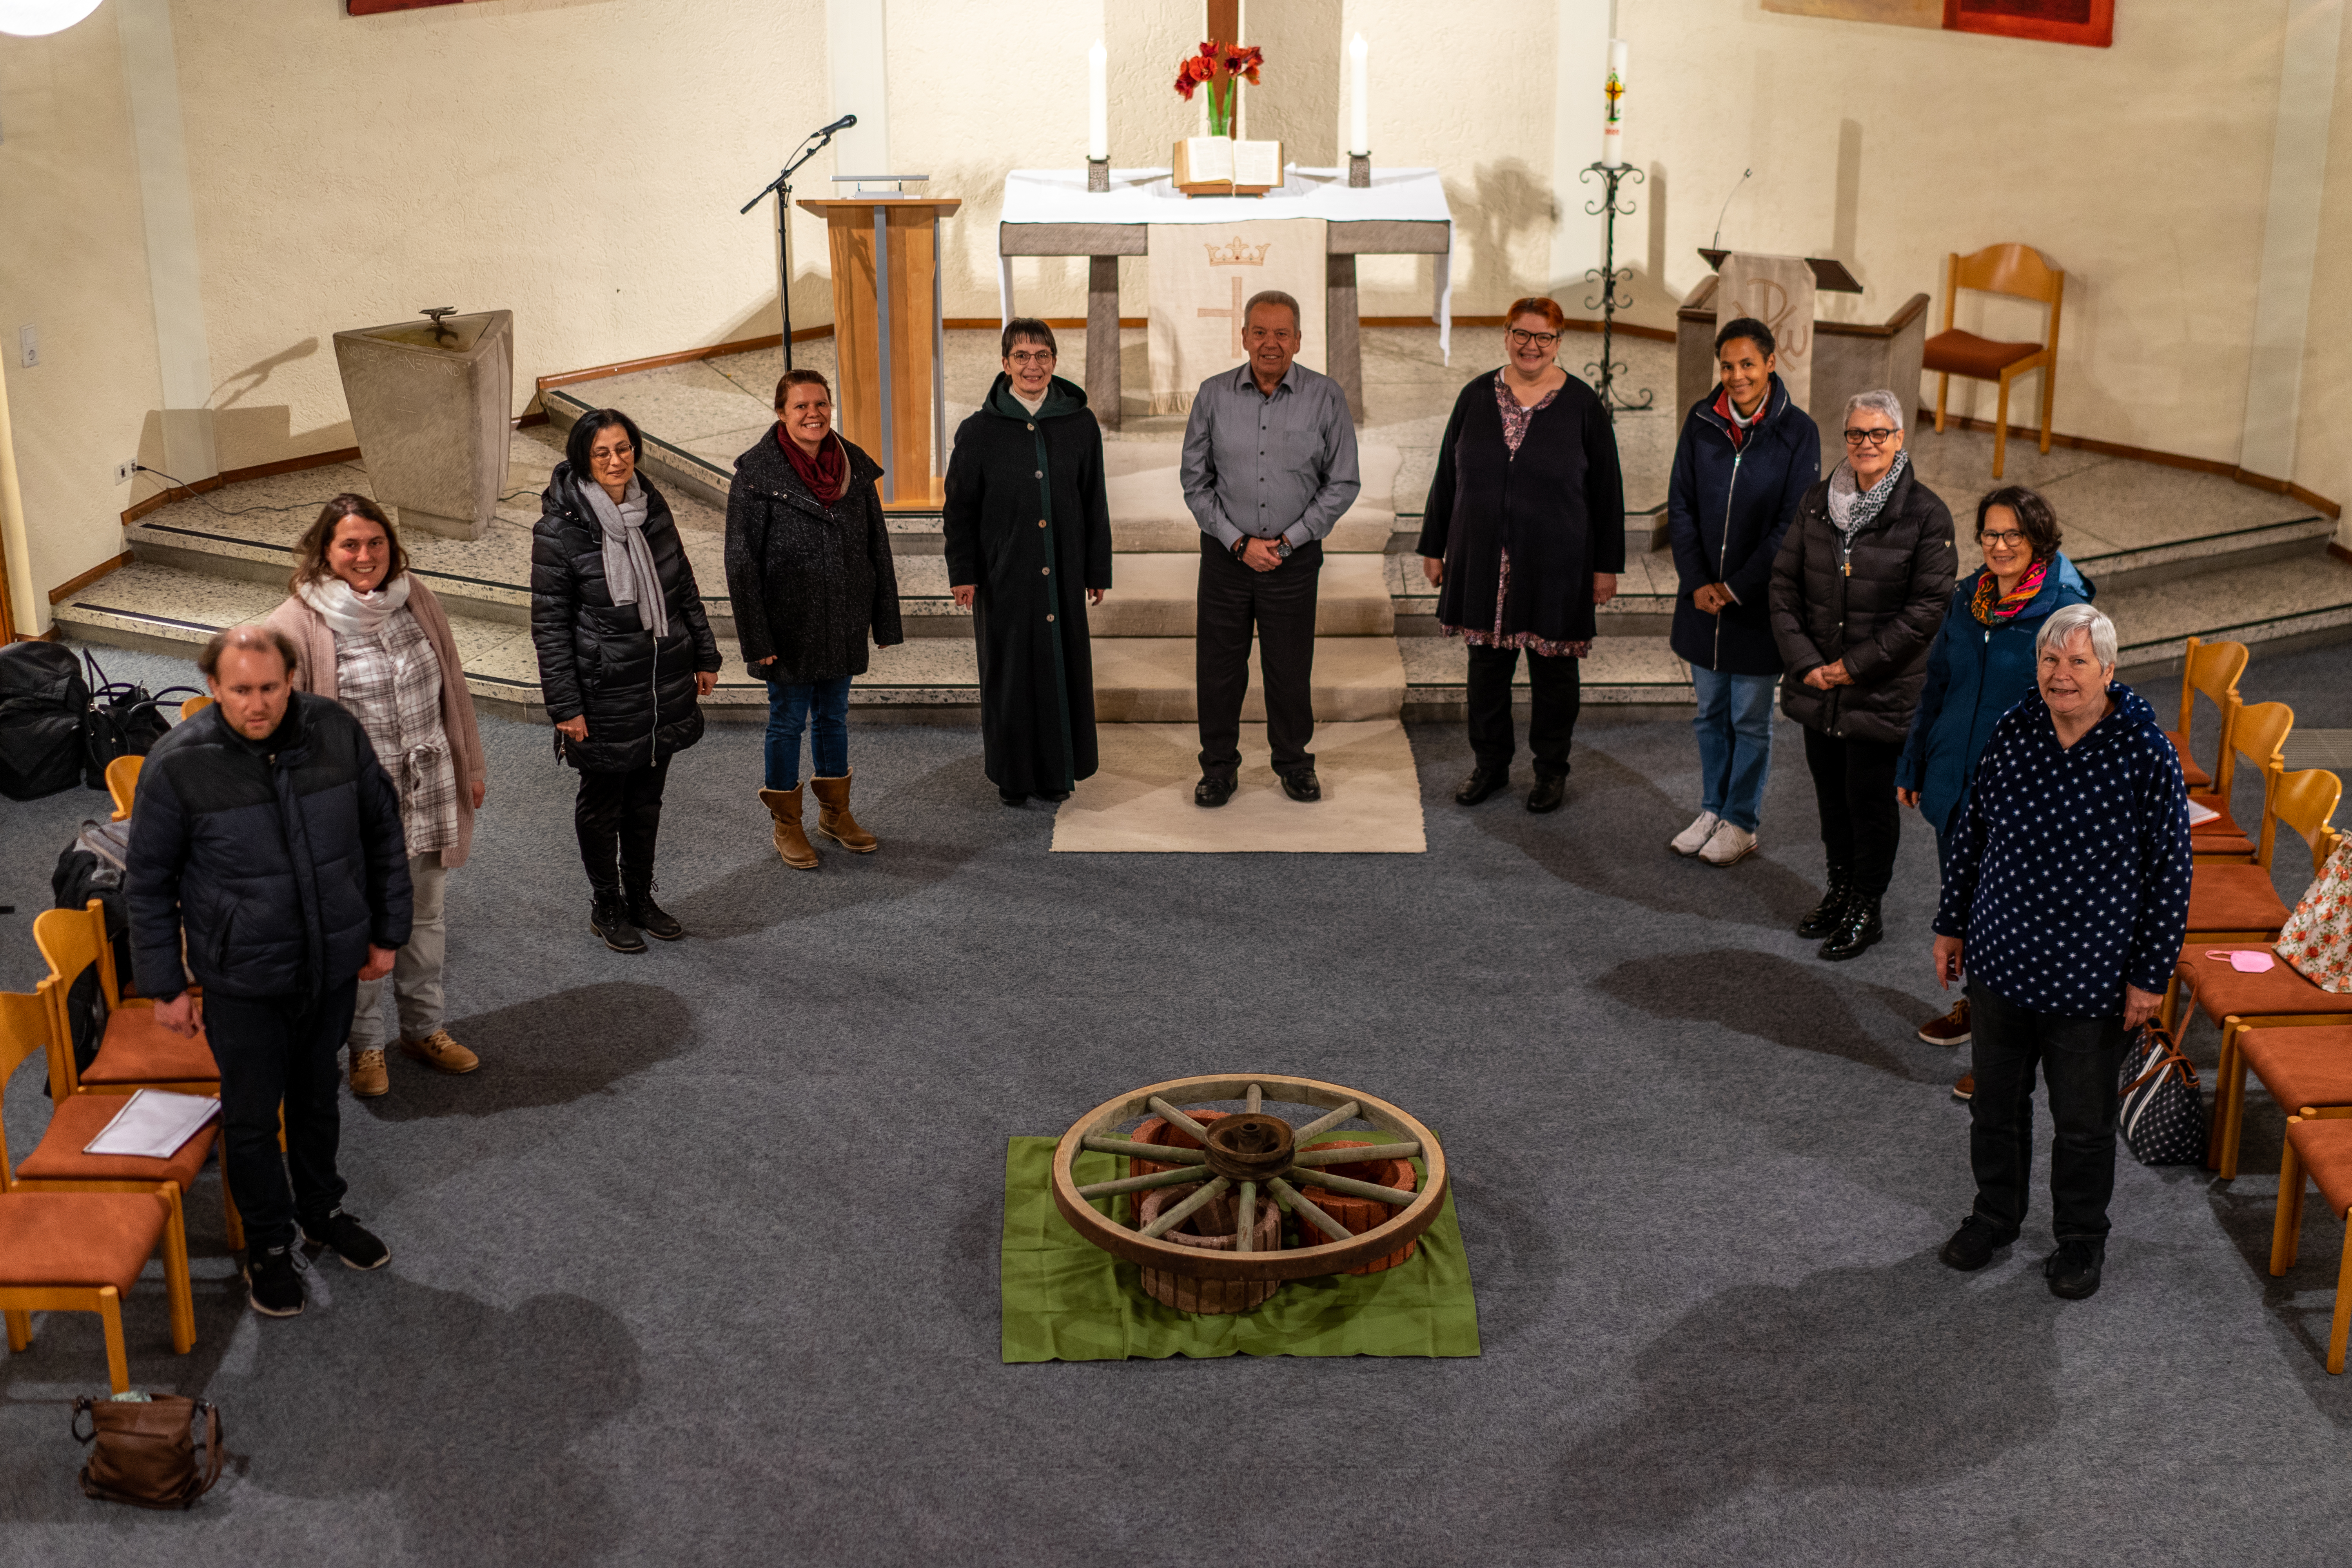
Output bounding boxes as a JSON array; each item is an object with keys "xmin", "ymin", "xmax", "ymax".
[{"xmin": 1051, "ymin": 720, "xmax": 1426, "ymax": 853}]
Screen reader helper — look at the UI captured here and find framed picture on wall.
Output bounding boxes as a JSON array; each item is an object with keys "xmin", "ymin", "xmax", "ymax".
[
  {"xmin": 1762, "ymin": 0, "xmax": 2114, "ymax": 47},
  {"xmin": 349, "ymin": 1, "xmax": 483, "ymax": 15}
]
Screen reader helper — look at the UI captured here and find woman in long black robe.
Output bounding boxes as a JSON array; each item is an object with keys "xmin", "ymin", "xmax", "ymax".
[{"xmin": 943, "ymin": 321, "xmax": 1114, "ymax": 804}]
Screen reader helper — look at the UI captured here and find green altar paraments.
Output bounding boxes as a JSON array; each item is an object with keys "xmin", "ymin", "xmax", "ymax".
[{"xmin": 998, "ymin": 1136, "xmax": 1482, "ymax": 1363}]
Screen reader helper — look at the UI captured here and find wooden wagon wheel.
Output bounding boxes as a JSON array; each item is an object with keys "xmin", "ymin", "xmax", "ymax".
[{"xmin": 1050, "ymin": 1073, "xmax": 1448, "ymax": 1284}]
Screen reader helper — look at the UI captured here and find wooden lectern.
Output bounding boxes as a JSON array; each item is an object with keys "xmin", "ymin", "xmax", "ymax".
[{"xmin": 798, "ymin": 195, "xmax": 961, "ymax": 509}]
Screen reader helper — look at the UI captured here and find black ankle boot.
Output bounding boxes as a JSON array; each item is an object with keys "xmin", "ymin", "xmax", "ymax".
[
  {"xmin": 1818, "ymin": 895, "xmax": 1884, "ymax": 961},
  {"xmin": 625, "ymin": 882, "xmax": 684, "ymax": 942},
  {"xmin": 1796, "ymin": 873, "xmax": 1853, "ymax": 940},
  {"xmin": 590, "ymin": 893, "xmax": 645, "ymax": 953}
]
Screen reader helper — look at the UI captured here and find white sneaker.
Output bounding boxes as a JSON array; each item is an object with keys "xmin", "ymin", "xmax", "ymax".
[
  {"xmin": 1699, "ymin": 824, "xmax": 1758, "ymax": 867},
  {"xmin": 1670, "ymin": 811, "xmax": 1721, "ymax": 856}
]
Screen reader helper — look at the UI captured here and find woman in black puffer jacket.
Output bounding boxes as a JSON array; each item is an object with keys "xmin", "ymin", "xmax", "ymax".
[
  {"xmin": 532, "ymin": 408, "xmax": 722, "ymax": 952},
  {"xmin": 1768, "ymin": 388, "xmax": 1955, "ymax": 962}
]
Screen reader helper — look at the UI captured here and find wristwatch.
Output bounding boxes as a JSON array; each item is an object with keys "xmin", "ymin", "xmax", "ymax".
[{"xmin": 1273, "ymin": 538, "xmax": 1294, "ymax": 560}]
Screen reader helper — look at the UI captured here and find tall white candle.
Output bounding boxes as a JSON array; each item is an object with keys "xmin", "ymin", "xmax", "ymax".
[
  {"xmin": 1348, "ymin": 33, "xmax": 1369, "ymax": 156},
  {"xmin": 1601, "ymin": 38, "xmax": 1627, "ymax": 169},
  {"xmin": 1088, "ymin": 40, "xmax": 1108, "ymax": 162}
]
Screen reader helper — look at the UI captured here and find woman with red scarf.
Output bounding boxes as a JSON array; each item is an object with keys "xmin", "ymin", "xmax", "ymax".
[
  {"xmin": 1896, "ymin": 485, "xmax": 2091, "ymax": 1081},
  {"xmin": 724, "ymin": 369, "xmax": 903, "ymax": 869}
]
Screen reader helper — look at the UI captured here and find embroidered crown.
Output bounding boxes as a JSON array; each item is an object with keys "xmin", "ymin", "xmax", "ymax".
[{"xmin": 1204, "ymin": 236, "xmax": 1272, "ymax": 267}]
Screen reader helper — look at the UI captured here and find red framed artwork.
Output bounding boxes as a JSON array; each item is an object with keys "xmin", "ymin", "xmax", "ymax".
[
  {"xmin": 349, "ymin": 1, "xmax": 483, "ymax": 15},
  {"xmin": 1943, "ymin": 0, "xmax": 2114, "ymax": 47}
]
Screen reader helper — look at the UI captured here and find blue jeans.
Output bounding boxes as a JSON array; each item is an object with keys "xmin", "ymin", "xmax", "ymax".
[
  {"xmin": 764, "ymin": 676, "xmax": 851, "ymax": 789},
  {"xmin": 1690, "ymin": 666, "xmax": 1777, "ymax": 831}
]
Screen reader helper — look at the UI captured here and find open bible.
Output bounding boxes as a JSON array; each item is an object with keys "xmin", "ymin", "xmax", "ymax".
[{"xmin": 1173, "ymin": 137, "xmax": 1283, "ymax": 197}]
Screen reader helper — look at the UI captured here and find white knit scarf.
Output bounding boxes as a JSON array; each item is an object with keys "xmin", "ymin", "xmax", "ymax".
[
  {"xmin": 576, "ymin": 477, "xmax": 668, "ymax": 639},
  {"xmin": 298, "ymin": 571, "xmax": 412, "ymax": 639}
]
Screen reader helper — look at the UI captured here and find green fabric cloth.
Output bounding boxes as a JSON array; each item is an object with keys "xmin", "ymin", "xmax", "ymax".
[{"xmin": 998, "ymin": 1136, "xmax": 1482, "ymax": 1362}]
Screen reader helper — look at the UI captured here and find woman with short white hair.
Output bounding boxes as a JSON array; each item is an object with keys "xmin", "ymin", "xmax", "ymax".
[
  {"xmin": 1768, "ymin": 388, "xmax": 1956, "ymax": 960},
  {"xmin": 1929, "ymin": 601, "xmax": 2192, "ymax": 1301}
]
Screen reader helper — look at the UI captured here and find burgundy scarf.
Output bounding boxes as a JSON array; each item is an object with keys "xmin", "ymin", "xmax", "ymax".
[{"xmin": 779, "ymin": 427, "xmax": 849, "ymax": 503}]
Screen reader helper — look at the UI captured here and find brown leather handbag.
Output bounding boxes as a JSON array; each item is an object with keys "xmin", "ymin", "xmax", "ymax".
[{"xmin": 71, "ymin": 1395, "xmax": 223, "ymax": 1509}]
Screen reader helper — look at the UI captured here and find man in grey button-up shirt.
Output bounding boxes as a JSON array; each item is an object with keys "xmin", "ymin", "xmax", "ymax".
[{"xmin": 1180, "ymin": 290, "xmax": 1360, "ymax": 806}]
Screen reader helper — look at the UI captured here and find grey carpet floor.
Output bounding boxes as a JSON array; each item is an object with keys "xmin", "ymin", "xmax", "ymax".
[{"xmin": 2, "ymin": 641, "xmax": 2349, "ymax": 1568}]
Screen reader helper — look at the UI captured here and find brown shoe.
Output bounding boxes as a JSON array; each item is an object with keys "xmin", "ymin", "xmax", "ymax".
[
  {"xmin": 1951, "ymin": 1072, "xmax": 1974, "ymax": 1102},
  {"xmin": 810, "ymin": 771, "xmax": 878, "ymax": 853},
  {"xmin": 759, "ymin": 786, "xmax": 820, "ymax": 869},
  {"xmin": 400, "ymin": 1029, "xmax": 480, "ymax": 1075},
  {"xmin": 1918, "ymin": 998, "xmax": 1971, "ymax": 1046},
  {"xmin": 349, "ymin": 1047, "xmax": 389, "ymax": 1099}
]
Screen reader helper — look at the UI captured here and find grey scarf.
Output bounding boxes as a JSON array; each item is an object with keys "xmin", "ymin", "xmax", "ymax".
[
  {"xmin": 576, "ymin": 477, "xmax": 667, "ymax": 639},
  {"xmin": 1825, "ymin": 448, "xmax": 1909, "ymax": 545}
]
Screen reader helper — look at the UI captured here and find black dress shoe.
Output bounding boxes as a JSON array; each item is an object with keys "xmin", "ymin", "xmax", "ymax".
[
  {"xmin": 1796, "ymin": 876, "xmax": 1853, "ymax": 940},
  {"xmin": 999, "ymin": 789, "xmax": 1027, "ymax": 806},
  {"xmin": 1939, "ymin": 1216, "xmax": 2009, "ymax": 1272},
  {"xmin": 2044, "ymin": 1240, "xmax": 2104, "ymax": 1300},
  {"xmin": 1279, "ymin": 769, "xmax": 1321, "ymax": 802},
  {"xmin": 1036, "ymin": 790, "xmax": 1071, "ymax": 803},
  {"xmin": 1526, "ymin": 771, "xmax": 1567, "ymax": 814},
  {"xmin": 1455, "ymin": 769, "xmax": 1509, "ymax": 806},
  {"xmin": 1194, "ymin": 775, "xmax": 1236, "ymax": 808},
  {"xmin": 1817, "ymin": 895, "xmax": 1883, "ymax": 961}
]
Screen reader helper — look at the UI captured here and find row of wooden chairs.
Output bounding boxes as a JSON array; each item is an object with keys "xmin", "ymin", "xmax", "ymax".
[
  {"xmin": 0, "ymin": 902, "xmax": 227, "ymax": 1392},
  {"xmin": 2158, "ymin": 637, "xmax": 2352, "ymax": 1372}
]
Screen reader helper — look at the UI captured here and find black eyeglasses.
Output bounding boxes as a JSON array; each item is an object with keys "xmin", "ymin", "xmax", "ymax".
[
  {"xmin": 1842, "ymin": 428, "xmax": 1899, "ymax": 446},
  {"xmin": 1979, "ymin": 530, "xmax": 2027, "ymax": 548},
  {"xmin": 1508, "ymin": 329, "xmax": 1560, "ymax": 348}
]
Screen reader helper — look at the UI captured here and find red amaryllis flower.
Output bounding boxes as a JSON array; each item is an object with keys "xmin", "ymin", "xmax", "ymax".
[{"xmin": 1223, "ymin": 44, "xmax": 1263, "ymax": 84}]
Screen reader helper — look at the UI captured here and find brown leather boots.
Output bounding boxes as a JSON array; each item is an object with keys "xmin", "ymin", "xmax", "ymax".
[
  {"xmin": 811, "ymin": 772, "xmax": 878, "ymax": 853},
  {"xmin": 759, "ymin": 785, "xmax": 820, "ymax": 869}
]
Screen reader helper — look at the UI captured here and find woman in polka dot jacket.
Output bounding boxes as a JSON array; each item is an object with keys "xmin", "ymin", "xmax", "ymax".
[{"xmin": 1929, "ymin": 603, "xmax": 2190, "ymax": 1302}]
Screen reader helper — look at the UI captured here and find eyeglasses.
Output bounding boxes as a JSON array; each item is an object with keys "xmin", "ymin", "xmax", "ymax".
[
  {"xmin": 1007, "ymin": 350, "xmax": 1055, "ymax": 366},
  {"xmin": 1508, "ymin": 329, "xmax": 1559, "ymax": 348},
  {"xmin": 1979, "ymin": 530, "xmax": 2027, "ymax": 548},
  {"xmin": 1842, "ymin": 427, "xmax": 1899, "ymax": 446},
  {"xmin": 592, "ymin": 443, "xmax": 634, "ymax": 461}
]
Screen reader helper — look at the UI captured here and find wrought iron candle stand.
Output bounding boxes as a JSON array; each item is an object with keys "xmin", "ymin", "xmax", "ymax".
[{"xmin": 1579, "ymin": 161, "xmax": 1653, "ymax": 419}]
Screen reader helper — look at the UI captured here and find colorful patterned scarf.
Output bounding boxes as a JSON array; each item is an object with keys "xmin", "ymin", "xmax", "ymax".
[{"xmin": 1969, "ymin": 558, "xmax": 2048, "ymax": 626}]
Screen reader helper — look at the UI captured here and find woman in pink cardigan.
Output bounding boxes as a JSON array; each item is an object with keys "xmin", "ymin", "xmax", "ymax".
[{"xmin": 268, "ymin": 494, "xmax": 487, "ymax": 1099}]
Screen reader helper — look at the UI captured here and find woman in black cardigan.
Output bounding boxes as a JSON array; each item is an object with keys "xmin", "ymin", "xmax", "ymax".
[
  {"xmin": 531, "ymin": 408, "xmax": 722, "ymax": 952},
  {"xmin": 724, "ymin": 369, "xmax": 903, "ymax": 868},
  {"xmin": 943, "ymin": 319, "xmax": 1113, "ymax": 805},
  {"xmin": 1417, "ymin": 297, "xmax": 1624, "ymax": 813}
]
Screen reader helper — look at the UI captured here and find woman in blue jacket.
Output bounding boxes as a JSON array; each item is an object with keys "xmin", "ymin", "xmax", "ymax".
[
  {"xmin": 1897, "ymin": 485, "xmax": 2091, "ymax": 1064},
  {"xmin": 1664, "ymin": 317, "xmax": 1819, "ymax": 866}
]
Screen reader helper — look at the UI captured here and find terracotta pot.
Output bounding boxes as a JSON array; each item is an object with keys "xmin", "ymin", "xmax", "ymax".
[
  {"xmin": 1294, "ymin": 1140, "xmax": 1419, "ymax": 1276},
  {"xmin": 1134, "ymin": 1180, "xmax": 1285, "ymax": 1315}
]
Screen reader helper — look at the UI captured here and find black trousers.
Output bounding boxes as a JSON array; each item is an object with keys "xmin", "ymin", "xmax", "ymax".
[
  {"xmin": 1966, "ymin": 981, "xmax": 2129, "ymax": 1244},
  {"xmin": 205, "ymin": 979, "xmax": 358, "ymax": 1253},
  {"xmin": 1802, "ymin": 727, "xmax": 1904, "ymax": 897},
  {"xmin": 1196, "ymin": 537, "xmax": 1322, "ymax": 779},
  {"xmin": 1466, "ymin": 644, "xmax": 1581, "ymax": 777},
  {"xmin": 575, "ymin": 758, "xmax": 671, "ymax": 897}
]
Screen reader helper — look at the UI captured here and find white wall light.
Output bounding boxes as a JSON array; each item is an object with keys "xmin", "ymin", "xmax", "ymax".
[{"xmin": 0, "ymin": 1, "xmax": 105, "ymax": 38}]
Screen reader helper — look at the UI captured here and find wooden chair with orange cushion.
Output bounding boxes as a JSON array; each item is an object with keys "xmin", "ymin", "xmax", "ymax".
[
  {"xmin": 2166, "ymin": 947, "xmax": 2352, "ymax": 1178},
  {"xmin": 1925, "ymin": 243, "xmax": 2065, "ymax": 479},
  {"xmin": 2184, "ymin": 767, "xmax": 2341, "ymax": 945},
  {"xmin": 0, "ymin": 991, "xmax": 205, "ymax": 1368},
  {"xmin": 33, "ymin": 901, "xmax": 218, "ymax": 1101},
  {"xmin": 105, "ymin": 754, "xmax": 142, "ymax": 822},
  {"xmin": 2269, "ymin": 1113, "xmax": 2352, "ymax": 1374},
  {"xmin": 2191, "ymin": 701, "xmax": 2295, "ymax": 865},
  {"xmin": 177, "ymin": 694, "xmax": 211, "ymax": 722},
  {"xmin": 2164, "ymin": 635, "xmax": 2247, "ymax": 794},
  {"xmin": 2227, "ymin": 1023, "xmax": 2352, "ymax": 1209}
]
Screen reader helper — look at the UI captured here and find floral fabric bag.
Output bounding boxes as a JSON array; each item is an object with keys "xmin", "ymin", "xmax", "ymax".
[{"xmin": 2278, "ymin": 837, "xmax": 2352, "ymax": 993}]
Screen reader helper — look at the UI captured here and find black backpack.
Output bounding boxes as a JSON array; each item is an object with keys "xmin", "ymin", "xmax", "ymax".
[
  {"xmin": 0, "ymin": 642, "xmax": 92, "ymax": 800},
  {"xmin": 52, "ymin": 818, "xmax": 135, "ymax": 1085},
  {"xmin": 79, "ymin": 652, "xmax": 202, "ymax": 791}
]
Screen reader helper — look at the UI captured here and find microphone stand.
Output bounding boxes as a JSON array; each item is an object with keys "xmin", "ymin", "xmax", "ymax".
[{"xmin": 741, "ymin": 125, "xmax": 844, "ymax": 372}]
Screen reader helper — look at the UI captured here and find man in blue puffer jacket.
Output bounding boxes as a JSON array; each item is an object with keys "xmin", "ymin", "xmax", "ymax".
[
  {"xmin": 128, "ymin": 625, "xmax": 412, "ymax": 1318},
  {"xmin": 1665, "ymin": 316, "xmax": 1820, "ymax": 867}
]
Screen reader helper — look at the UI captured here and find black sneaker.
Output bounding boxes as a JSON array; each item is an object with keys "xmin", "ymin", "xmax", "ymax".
[
  {"xmin": 590, "ymin": 895, "xmax": 646, "ymax": 953},
  {"xmin": 1455, "ymin": 769, "xmax": 1509, "ymax": 806},
  {"xmin": 302, "ymin": 1208, "xmax": 390, "ymax": 1271},
  {"xmin": 1526, "ymin": 771, "xmax": 1567, "ymax": 814},
  {"xmin": 2044, "ymin": 1240, "xmax": 2105, "ymax": 1300},
  {"xmin": 628, "ymin": 895, "xmax": 685, "ymax": 942},
  {"xmin": 1194, "ymin": 775, "xmax": 1236, "ymax": 808},
  {"xmin": 245, "ymin": 1244, "xmax": 308, "ymax": 1317},
  {"xmin": 1938, "ymin": 1215, "xmax": 2009, "ymax": 1272}
]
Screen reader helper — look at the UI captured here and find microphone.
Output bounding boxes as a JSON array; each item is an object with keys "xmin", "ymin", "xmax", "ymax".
[
  {"xmin": 1711, "ymin": 169, "xmax": 1753, "ymax": 250},
  {"xmin": 817, "ymin": 113, "xmax": 857, "ymax": 136}
]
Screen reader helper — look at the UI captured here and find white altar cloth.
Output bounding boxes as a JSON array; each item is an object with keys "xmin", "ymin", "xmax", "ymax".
[{"xmin": 996, "ymin": 166, "xmax": 1454, "ymax": 361}]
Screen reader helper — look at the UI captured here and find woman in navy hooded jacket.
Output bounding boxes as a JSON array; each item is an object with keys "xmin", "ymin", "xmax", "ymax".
[
  {"xmin": 1897, "ymin": 485, "xmax": 2091, "ymax": 1066},
  {"xmin": 1664, "ymin": 317, "xmax": 1819, "ymax": 867}
]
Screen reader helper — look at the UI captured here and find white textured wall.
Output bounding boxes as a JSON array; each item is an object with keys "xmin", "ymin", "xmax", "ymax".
[
  {"xmin": 0, "ymin": 13, "xmax": 166, "ymax": 631},
  {"xmin": 2296, "ymin": 13, "xmax": 2352, "ymax": 543}
]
